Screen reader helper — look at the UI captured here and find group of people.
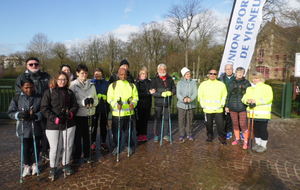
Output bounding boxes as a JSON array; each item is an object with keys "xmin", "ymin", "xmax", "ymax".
[{"xmin": 7, "ymin": 57, "xmax": 273, "ymax": 182}]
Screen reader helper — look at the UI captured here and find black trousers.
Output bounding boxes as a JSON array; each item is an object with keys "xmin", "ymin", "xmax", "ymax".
[
  {"xmin": 40, "ymin": 118, "xmax": 49, "ymax": 156},
  {"xmin": 136, "ymin": 100, "xmax": 151, "ymax": 136},
  {"xmin": 92, "ymin": 103, "xmax": 109, "ymax": 144},
  {"xmin": 23, "ymin": 137, "xmax": 41, "ymax": 165},
  {"xmin": 111, "ymin": 116, "xmax": 136, "ymax": 151},
  {"xmin": 253, "ymin": 120, "xmax": 269, "ymax": 140},
  {"xmin": 224, "ymin": 112, "xmax": 233, "ymax": 133},
  {"xmin": 153, "ymin": 106, "xmax": 170, "ymax": 137},
  {"xmin": 73, "ymin": 116, "xmax": 90, "ymax": 160},
  {"xmin": 205, "ymin": 113, "xmax": 226, "ymax": 138}
]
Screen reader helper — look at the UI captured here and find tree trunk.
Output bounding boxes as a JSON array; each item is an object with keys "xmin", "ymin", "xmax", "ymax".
[
  {"xmin": 196, "ymin": 56, "xmax": 200, "ymax": 80},
  {"xmin": 185, "ymin": 41, "xmax": 188, "ymax": 67}
]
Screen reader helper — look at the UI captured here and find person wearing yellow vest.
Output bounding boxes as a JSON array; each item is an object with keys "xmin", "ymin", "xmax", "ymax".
[
  {"xmin": 242, "ymin": 72, "xmax": 273, "ymax": 153},
  {"xmin": 198, "ymin": 69, "xmax": 227, "ymax": 144},
  {"xmin": 107, "ymin": 68, "xmax": 139, "ymax": 156}
]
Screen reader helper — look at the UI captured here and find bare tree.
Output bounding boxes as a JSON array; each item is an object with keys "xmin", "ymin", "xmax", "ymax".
[
  {"xmin": 70, "ymin": 42, "xmax": 88, "ymax": 64},
  {"xmin": 86, "ymin": 37, "xmax": 105, "ymax": 70},
  {"xmin": 104, "ymin": 34, "xmax": 123, "ymax": 74},
  {"xmin": 51, "ymin": 42, "xmax": 68, "ymax": 65},
  {"xmin": 166, "ymin": 0, "xmax": 204, "ymax": 67},
  {"xmin": 27, "ymin": 33, "xmax": 51, "ymax": 63}
]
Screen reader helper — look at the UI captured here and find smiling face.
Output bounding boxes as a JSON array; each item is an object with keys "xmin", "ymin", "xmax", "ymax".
[
  {"xmin": 77, "ymin": 70, "xmax": 88, "ymax": 82},
  {"xmin": 118, "ymin": 68, "xmax": 127, "ymax": 81},
  {"xmin": 61, "ymin": 66, "xmax": 71, "ymax": 76},
  {"xmin": 26, "ymin": 60, "xmax": 40, "ymax": 73},
  {"xmin": 225, "ymin": 64, "xmax": 233, "ymax": 76},
  {"xmin": 94, "ymin": 71, "xmax": 103, "ymax": 80},
  {"xmin": 157, "ymin": 66, "xmax": 167, "ymax": 77},
  {"xmin": 208, "ymin": 69, "xmax": 218, "ymax": 80},
  {"xmin": 57, "ymin": 74, "xmax": 68, "ymax": 88},
  {"xmin": 184, "ymin": 71, "xmax": 191, "ymax": 80},
  {"xmin": 235, "ymin": 70, "xmax": 244, "ymax": 79},
  {"xmin": 22, "ymin": 82, "xmax": 34, "ymax": 96}
]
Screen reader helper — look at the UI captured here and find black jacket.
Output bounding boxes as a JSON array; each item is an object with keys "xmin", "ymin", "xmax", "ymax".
[
  {"xmin": 150, "ymin": 74, "xmax": 176, "ymax": 107},
  {"xmin": 15, "ymin": 70, "xmax": 51, "ymax": 97},
  {"xmin": 7, "ymin": 92, "xmax": 43, "ymax": 138},
  {"xmin": 41, "ymin": 87, "xmax": 78, "ymax": 130},
  {"xmin": 226, "ymin": 77, "xmax": 251, "ymax": 112},
  {"xmin": 135, "ymin": 78, "xmax": 152, "ymax": 109}
]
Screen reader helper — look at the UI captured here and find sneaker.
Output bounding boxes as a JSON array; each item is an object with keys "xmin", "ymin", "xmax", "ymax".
[
  {"xmin": 240, "ymin": 132, "xmax": 244, "ymax": 140},
  {"xmin": 179, "ymin": 136, "xmax": 185, "ymax": 143},
  {"xmin": 154, "ymin": 136, "xmax": 159, "ymax": 143},
  {"xmin": 163, "ymin": 136, "xmax": 170, "ymax": 142},
  {"xmin": 63, "ymin": 165, "xmax": 74, "ymax": 176},
  {"xmin": 112, "ymin": 148, "xmax": 119, "ymax": 156},
  {"xmin": 49, "ymin": 167, "xmax": 56, "ymax": 181},
  {"xmin": 31, "ymin": 163, "xmax": 39, "ymax": 175},
  {"xmin": 142, "ymin": 135, "xmax": 148, "ymax": 142},
  {"xmin": 231, "ymin": 139, "xmax": 239, "ymax": 145},
  {"xmin": 22, "ymin": 165, "xmax": 31, "ymax": 177},
  {"xmin": 252, "ymin": 144, "xmax": 260, "ymax": 151},
  {"xmin": 126, "ymin": 147, "xmax": 134, "ymax": 156},
  {"xmin": 91, "ymin": 142, "xmax": 96, "ymax": 151},
  {"xmin": 100, "ymin": 143, "xmax": 109, "ymax": 152},
  {"xmin": 242, "ymin": 142, "xmax": 248, "ymax": 150},
  {"xmin": 187, "ymin": 136, "xmax": 194, "ymax": 141},
  {"xmin": 255, "ymin": 146, "xmax": 267, "ymax": 153},
  {"xmin": 226, "ymin": 132, "xmax": 232, "ymax": 140},
  {"xmin": 218, "ymin": 136, "xmax": 227, "ymax": 145}
]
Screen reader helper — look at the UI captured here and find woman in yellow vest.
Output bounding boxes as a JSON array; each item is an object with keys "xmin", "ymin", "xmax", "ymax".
[{"xmin": 242, "ymin": 72, "xmax": 273, "ymax": 153}]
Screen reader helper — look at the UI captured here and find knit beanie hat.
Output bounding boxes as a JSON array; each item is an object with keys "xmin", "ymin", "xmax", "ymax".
[
  {"xmin": 181, "ymin": 67, "xmax": 190, "ymax": 77},
  {"xmin": 120, "ymin": 59, "xmax": 129, "ymax": 67}
]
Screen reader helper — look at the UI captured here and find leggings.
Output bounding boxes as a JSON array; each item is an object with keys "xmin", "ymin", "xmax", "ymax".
[
  {"xmin": 23, "ymin": 137, "xmax": 41, "ymax": 166},
  {"xmin": 253, "ymin": 120, "xmax": 269, "ymax": 140}
]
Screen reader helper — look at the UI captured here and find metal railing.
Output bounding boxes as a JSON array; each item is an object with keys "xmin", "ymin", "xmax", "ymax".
[{"xmin": 0, "ymin": 86, "xmax": 15, "ymax": 119}]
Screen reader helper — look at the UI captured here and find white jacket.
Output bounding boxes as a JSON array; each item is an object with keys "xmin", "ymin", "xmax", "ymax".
[{"xmin": 69, "ymin": 79, "xmax": 98, "ymax": 116}]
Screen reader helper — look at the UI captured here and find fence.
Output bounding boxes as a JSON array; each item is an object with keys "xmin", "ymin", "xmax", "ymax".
[{"xmin": 0, "ymin": 86, "xmax": 15, "ymax": 118}]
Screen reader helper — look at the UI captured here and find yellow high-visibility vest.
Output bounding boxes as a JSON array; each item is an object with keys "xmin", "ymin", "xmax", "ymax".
[
  {"xmin": 107, "ymin": 80, "xmax": 139, "ymax": 117},
  {"xmin": 198, "ymin": 79, "xmax": 227, "ymax": 113},
  {"xmin": 242, "ymin": 82, "xmax": 273, "ymax": 119}
]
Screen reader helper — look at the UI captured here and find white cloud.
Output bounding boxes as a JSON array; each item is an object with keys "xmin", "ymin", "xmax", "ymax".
[
  {"xmin": 111, "ymin": 24, "xmax": 140, "ymax": 41},
  {"xmin": 124, "ymin": 7, "xmax": 132, "ymax": 14},
  {"xmin": 287, "ymin": 0, "xmax": 300, "ymax": 7}
]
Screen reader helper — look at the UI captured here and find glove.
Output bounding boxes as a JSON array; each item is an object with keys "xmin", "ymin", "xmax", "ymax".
[
  {"xmin": 84, "ymin": 98, "xmax": 94, "ymax": 106},
  {"xmin": 68, "ymin": 112, "xmax": 74, "ymax": 120},
  {"xmin": 89, "ymin": 98, "xmax": 94, "ymax": 105},
  {"xmin": 30, "ymin": 114, "xmax": 38, "ymax": 121},
  {"xmin": 102, "ymin": 95, "xmax": 107, "ymax": 101},
  {"xmin": 54, "ymin": 117, "xmax": 61, "ymax": 125},
  {"xmin": 161, "ymin": 92, "xmax": 167, "ymax": 97},
  {"xmin": 249, "ymin": 103, "xmax": 256, "ymax": 108},
  {"xmin": 18, "ymin": 111, "xmax": 30, "ymax": 120},
  {"xmin": 166, "ymin": 91, "xmax": 172, "ymax": 96},
  {"xmin": 97, "ymin": 93, "xmax": 102, "ymax": 99}
]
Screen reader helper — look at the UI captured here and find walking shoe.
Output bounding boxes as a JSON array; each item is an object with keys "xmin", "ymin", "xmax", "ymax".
[
  {"xmin": 179, "ymin": 136, "xmax": 185, "ymax": 143},
  {"xmin": 63, "ymin": 165, "xmax": 74, "ymax": 176},
  {"xmin": 126, "ymin": 147, "xmax": 134, "ymax": 156},
  {"xmin": 91, "ymin": 142, "xmax": 96, "ymax": 151},
  {"xmin": 163, "ymin": 136, "xmax": 170, "ymax": 142},
  {"xmin": 154, "ymin": 136, "xmax": 159, "ymax": 143},
  {"xmin": 231, "ymin": 139, "xmax": 239, "ymax": 145},
  {"xmin": 100, "ymin": 143, "xmax": 109, "ymax": 152},
  {"xmin": 240, "ymin": 132, "xmax": 244, "ymax": 141},
  {"xmin": 226, "ymin": 132, "xmax": 232, "ymax": 140},
  {"xmin": 218, "ymin": 136, "xmax": 227, "ymax": 145},
  {"xmin": 142, "ymin": 135, "xmax": 148, "ymax": 141},
  {"xmin": 112, "ymin": 148, "xmax": 119, "ymax": 156},
  {"xmin": 22, "ymin": 165, "xmax": 31, "ymax": 177},
  {"xmin": 49, "ymin": 167, "xmax": 56, "ymax": 181},
  {"xmin": 137, "ymin": 135, "xmax": 143, "ymax": 142},
  {"xmin": 255, "ymin": 146, "xmax": 267, "ymax": 153},
  {"xmin": 242, "ymin": 142, "xmax": 248, "ymax": 150},
  {"xmin": 84, "ymin": 158, "xmax": 93, "ymax": 163},
  {"xmin": 187, "ymin": 136, "xmax": 194, "ymax": 141},
  {"xmin": 31, "ymin": 163, "xmax": 38, "ymax": 175},
  {"xmin": 251, "ymin": 144, "xmax": 260, "ymax": 151},
  {"xmin": 206, "ymin": 136, "xmax": 213, "ymax": 142}
]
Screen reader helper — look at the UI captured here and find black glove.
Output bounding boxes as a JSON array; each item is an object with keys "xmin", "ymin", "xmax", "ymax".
[
  {"xmin": 117, "ymin": 98, "xmax": 123, "ymax": 106},
  {"xmin": 18, "ymin": 111, "xmax": 30, "ymax": 120},
  {"xmin": 84, "ymin": 98, "xmax": 94, "ymax": 106},
  {"xmin": 58, "ymin": 111, "xmax": 68, "ymax": 123},
  {"xmin": 30, "ymin": 113, "xmax": 38, "ymax": 121},
  {"xmin": 89, "ymin": 98, "xmax": 94, "ymax": 105},
  {"xmin": 249, "ymin": 103, "xmax": 256, "ymax": 108}
]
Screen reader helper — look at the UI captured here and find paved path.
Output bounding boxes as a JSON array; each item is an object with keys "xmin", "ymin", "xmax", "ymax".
[{"xmin": 0, "ymin": 119, "xmax": 300, "ymax": 190}]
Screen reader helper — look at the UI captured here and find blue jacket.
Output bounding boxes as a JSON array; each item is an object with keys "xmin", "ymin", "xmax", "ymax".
[
  {"xmin": 91, "ymin": 78, "xmax": 109, "ymax": 95},
  {"xmin": 176, "ymin": 78, "xmax": 198, "ymax": 109}
]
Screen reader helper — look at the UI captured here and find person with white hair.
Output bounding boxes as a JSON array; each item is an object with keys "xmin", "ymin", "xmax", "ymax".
[
  {"xmin": 176, "ymin": 67, "xmax": 197, "ymax": 142},
  {"xmin": 150, "ymin": 64, "xmax": 176, "ymax": 142}
]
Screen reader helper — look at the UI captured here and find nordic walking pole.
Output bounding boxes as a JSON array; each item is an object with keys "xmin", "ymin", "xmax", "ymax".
[
  {"xmin": 19, "ymin": 117, "xmax": 24, "ymax": 183},
  {"xmin": 64, "ymin": 109, "xmax": 68, "ymax": 178},
  {"xmin": 88, "ymin": 100, "xmax": 93, "ymax": 163},
  {"xmin": 30, "ymin": 107, "xmax": 40, "ymax": 176},
  {"xmin": 250, "ymin": 109, "xmax": 255, "ymax": 150},
  {"xmin": 127, "ymin": 98, "xmax": 133, "ymax": 157},
  {"xmin": 117, "ymin": 97, "xmax": 122, "ymax": 162},
  {"xmin": 167, "ymin": 95, "xmax": 172, "ymax": 144},
  {"xmin": 160, "ymin": 97, "xmax": 166, "ymax": 146}
]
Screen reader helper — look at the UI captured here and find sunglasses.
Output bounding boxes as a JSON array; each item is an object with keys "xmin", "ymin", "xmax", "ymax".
[
  {"xmin": 209, "ymin": 73, "xmax": 217, "ymax": 75},
  {"xmin": 28, "ymin": 63, "xmax": 40, "ymax": 67}
]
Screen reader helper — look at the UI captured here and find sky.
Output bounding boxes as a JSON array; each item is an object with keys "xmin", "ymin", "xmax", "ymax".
[{"xmin": 0, "ymin": 0, "xmax": 234, "ymax": 55}]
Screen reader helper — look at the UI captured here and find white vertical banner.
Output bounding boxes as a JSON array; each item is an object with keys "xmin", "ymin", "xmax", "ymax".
[
  {"xmin": 295, "ymin": 53, "xmax": 300, "ymax": 77},
  {"xmin": 219, "ymin": 0, "xmax": 266, "ymax": 76}
]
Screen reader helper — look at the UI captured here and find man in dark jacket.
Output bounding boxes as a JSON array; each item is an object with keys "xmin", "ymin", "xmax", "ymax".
[
  {"xmin": 15, "ymin": 57, "xmax": 51, "ymax": 161},
  {"xmin": 150, "ymin": 63, "xmax": 176, "ymax": 142},
  {"xmin": 108, "ymin": 59, "xmax": 134, "ymax": 84},
  {"xmin": 219, "ymin": 64, "xmax": 234, "ymax": 140}
]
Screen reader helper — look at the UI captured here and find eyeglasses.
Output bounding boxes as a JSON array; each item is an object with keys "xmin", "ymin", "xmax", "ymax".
[
  {"xmin": 209, "ymin": 73, "xmax": 217, "ymax": 75},
  {"xmin": 28, "ymin": 63, "xmax": 40, "ymax": 67}
]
